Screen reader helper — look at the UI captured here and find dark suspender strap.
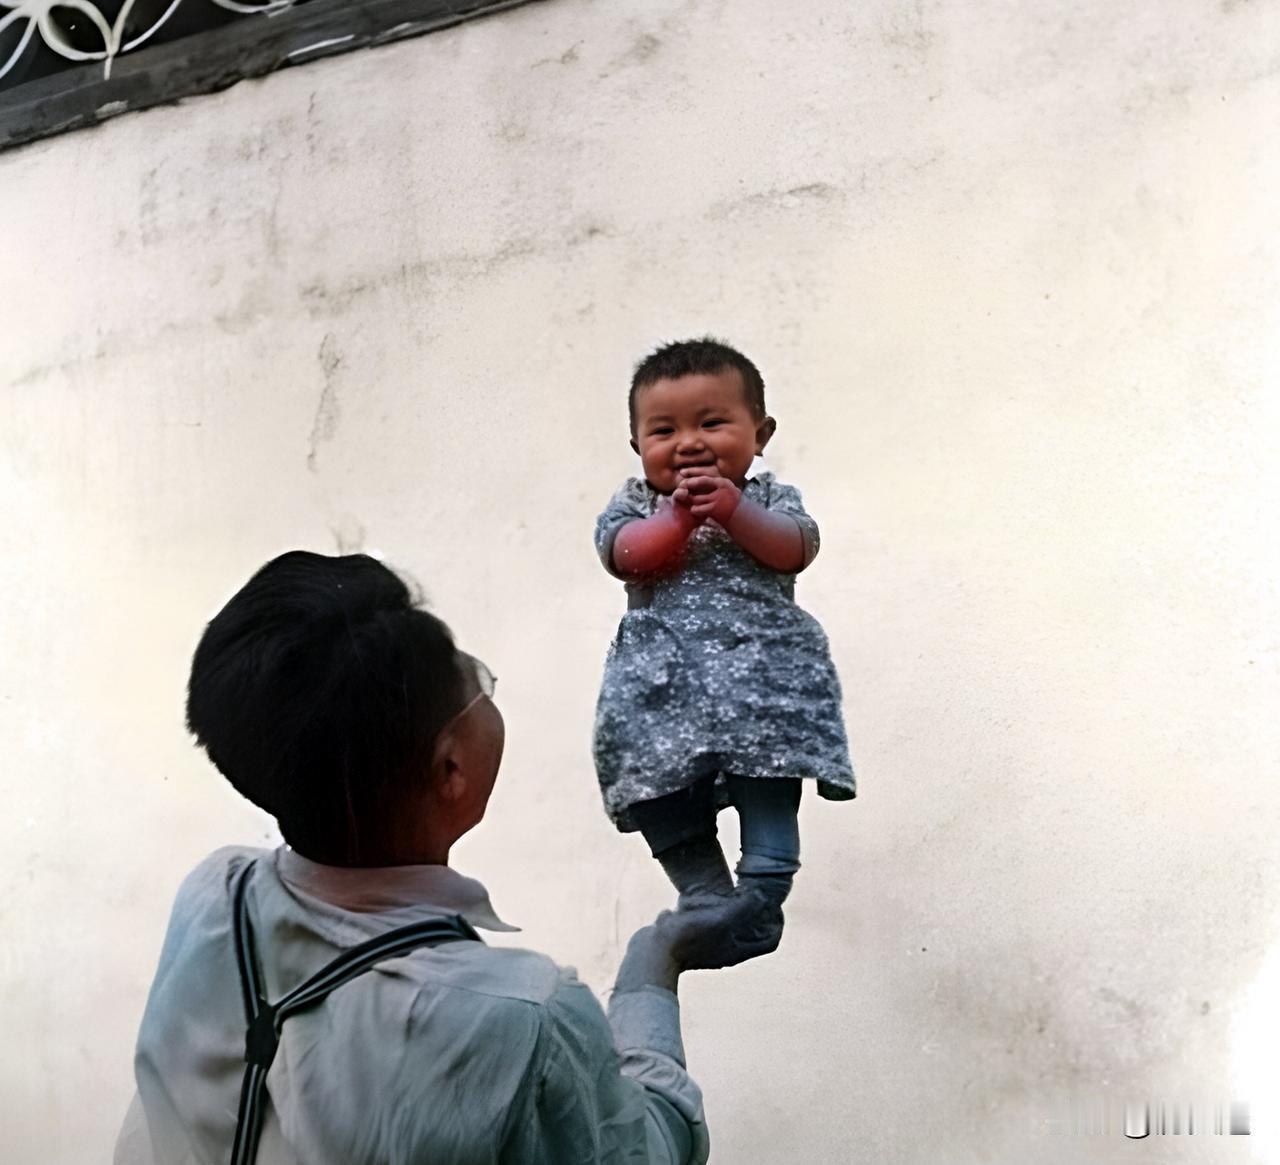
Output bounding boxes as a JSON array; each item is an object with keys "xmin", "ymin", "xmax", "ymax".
[
  {"xmin": 230, "ymin": 861, "xmax": 272, "ymax": 1165},
  {"xmin": 228, "ymin": 858, "xmax": 482, "ymax": 1165}
]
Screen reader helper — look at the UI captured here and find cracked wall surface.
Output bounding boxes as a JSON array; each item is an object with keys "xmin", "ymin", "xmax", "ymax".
[{"xmin": 2, "ymin": 1, "xmax": 1279, "ymax": 1162}]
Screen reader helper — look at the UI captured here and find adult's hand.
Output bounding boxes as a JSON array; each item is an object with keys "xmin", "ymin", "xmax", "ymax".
[
  {"xmin": 659, "ymin": 889, "xmax": 783, "ymax": 971},
  {"xmin": 613, "ymin": 890, "xmax": 783, "ymax": 995}
]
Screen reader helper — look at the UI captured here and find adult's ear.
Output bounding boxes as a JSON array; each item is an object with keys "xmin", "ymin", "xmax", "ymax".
[
  {"xmin": 430, "ymin": 727, "xmax": 467, "ymax": 804},
  {"xmin": 755, "ymin": 415, "xmax": 777, "ymax": 455}
]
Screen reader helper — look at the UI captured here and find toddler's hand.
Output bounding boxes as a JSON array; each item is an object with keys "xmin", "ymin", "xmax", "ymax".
[
  {"xmin": 677, "ymin": 467, "xmax": 742, "ymax": 526},
  {"xmin": 666, "ymin": 483, "xmax": 705, "ymax": 526}
]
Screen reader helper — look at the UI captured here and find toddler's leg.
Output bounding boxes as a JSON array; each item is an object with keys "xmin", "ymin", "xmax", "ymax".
[
  {"xmin": 726, "ymin": 777, "xmax": 802, "ymax": 943},
  {"xmin": 630, "ymin": 780, "xmax": 735, "ymax": 908}
]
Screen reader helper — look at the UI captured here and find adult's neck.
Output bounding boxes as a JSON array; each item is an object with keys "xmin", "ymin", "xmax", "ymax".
[{"xmin": 290, "ymin": 841, "xmax": 451, "ymax": 869}]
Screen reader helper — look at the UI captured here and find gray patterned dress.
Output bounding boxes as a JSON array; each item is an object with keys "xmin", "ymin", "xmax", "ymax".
[{"xmin": 592, "ymin": 471, "xmax": 857, "ymax": 833}]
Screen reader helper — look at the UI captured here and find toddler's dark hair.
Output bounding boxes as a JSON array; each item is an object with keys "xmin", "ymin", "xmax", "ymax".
[
  {"xmin": 629, "ymin": 337, "xmax": 767, "ymax": 433},
  {"xmin": 186, "ymin": 551, "xmax": 465, "ymax": 864}
]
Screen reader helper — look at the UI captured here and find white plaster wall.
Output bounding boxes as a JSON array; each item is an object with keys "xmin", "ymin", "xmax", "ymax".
[{"xmin": 2, "ymin": 1, "xmax": 1278, "ymax": 1161}]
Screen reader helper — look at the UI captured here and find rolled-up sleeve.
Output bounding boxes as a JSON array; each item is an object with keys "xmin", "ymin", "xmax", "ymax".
[
  {"xmin": 608, "ymin": 986, "xmax": 709, "ymax": 1165},
  {"xmin": 502, "ymin": 972, "xmax": 708, "ymax": 1164}
]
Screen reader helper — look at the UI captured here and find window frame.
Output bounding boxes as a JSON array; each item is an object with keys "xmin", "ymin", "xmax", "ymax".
[{"xmin": 0, "ymin": 0, "xmax": 542, "ymax": 153}]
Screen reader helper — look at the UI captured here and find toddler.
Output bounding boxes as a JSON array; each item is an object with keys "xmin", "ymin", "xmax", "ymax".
[{"xmin": 592, "ymin": 338, "xmax": 855, "ymax": 950}]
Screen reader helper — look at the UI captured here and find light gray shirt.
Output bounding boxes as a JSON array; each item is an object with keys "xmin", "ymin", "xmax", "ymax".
[{"xmin": 114, "ymin": 845, "xmax": 709, "ymax": 1164}]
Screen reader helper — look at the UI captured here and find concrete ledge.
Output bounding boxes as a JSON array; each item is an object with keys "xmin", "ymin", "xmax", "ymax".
[{"xmin": 0, "ymin": 0, "xmax": 543, "ymax": 154}]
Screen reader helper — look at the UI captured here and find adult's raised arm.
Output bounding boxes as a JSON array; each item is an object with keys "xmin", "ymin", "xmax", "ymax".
[{"xmin": 500, "ymin": 895, "xmax": 781, "ymax": 1164}]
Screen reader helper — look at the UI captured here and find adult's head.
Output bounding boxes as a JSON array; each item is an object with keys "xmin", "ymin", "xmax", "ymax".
[{"xmin": 185, "ymin": 551, "xmax": 503, "ymax": 866}]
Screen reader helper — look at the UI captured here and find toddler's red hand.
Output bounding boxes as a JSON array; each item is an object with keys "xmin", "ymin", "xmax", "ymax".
[
  {"xmin": 679, "ymin": 468, "xmax": 741, "ymax": 526},
  {"xmin": 666, "ymin": 485, "xmax": 705, "ymax": 526}
]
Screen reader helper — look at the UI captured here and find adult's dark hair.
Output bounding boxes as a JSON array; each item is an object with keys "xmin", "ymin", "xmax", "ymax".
[
  {"xmin": 629, "ymin": 337, "xmax": 767, "ymax": 433},
  {"xmin": 186, "ymin": 551, "xmax": 465, "ymax": 864}
]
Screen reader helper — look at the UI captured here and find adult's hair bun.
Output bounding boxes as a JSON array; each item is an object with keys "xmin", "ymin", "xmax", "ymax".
[{"xmin": 251, "ymin": 551, "xmax": 412, "ymax": 628}]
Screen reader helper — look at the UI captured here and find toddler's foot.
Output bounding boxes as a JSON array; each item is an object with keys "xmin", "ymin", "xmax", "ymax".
[
  {"xmin": 732, "ymin": 872, "xmax": 795, "ymax": 953},
  {"xmin": 657, "ymin": 893, "xmax": 785, "ymax": 969},
  {"xmin": 737, "ymin": 871, "xmax": 794, "ymax": 911}
]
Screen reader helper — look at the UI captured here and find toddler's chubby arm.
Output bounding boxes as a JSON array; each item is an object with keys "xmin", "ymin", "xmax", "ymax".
[
  {"xmin": 609, "ymin": 498, "xmax": 700, "ymax": 577},
  {"xmin": 678, "ymin": 467, "xmax": 809, "ymax": 574},
  {"xmin": 725, "ymin": 501, "xmax": 807, "ymax": 573}
]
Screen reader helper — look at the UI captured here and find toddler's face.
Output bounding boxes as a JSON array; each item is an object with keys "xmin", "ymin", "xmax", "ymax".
[{"xmin": 631, "ymin": 369, "xmax": 774, "ymax": 494}]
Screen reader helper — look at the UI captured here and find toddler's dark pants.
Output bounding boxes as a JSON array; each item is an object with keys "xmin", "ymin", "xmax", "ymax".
[{"xmin": 630, "ymin": 775, "xmax": 802, "ymax": 877}]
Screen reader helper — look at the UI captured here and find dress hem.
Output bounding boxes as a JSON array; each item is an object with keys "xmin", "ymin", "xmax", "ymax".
[{"xmin": 606, "ymin": 769, "xmax": 856, "ymax": 834}]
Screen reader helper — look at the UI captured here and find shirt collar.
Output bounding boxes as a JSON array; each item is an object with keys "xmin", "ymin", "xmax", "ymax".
[{"xmin": 275, "ymin": 846, "xmax": 520, "ymax": 932}]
